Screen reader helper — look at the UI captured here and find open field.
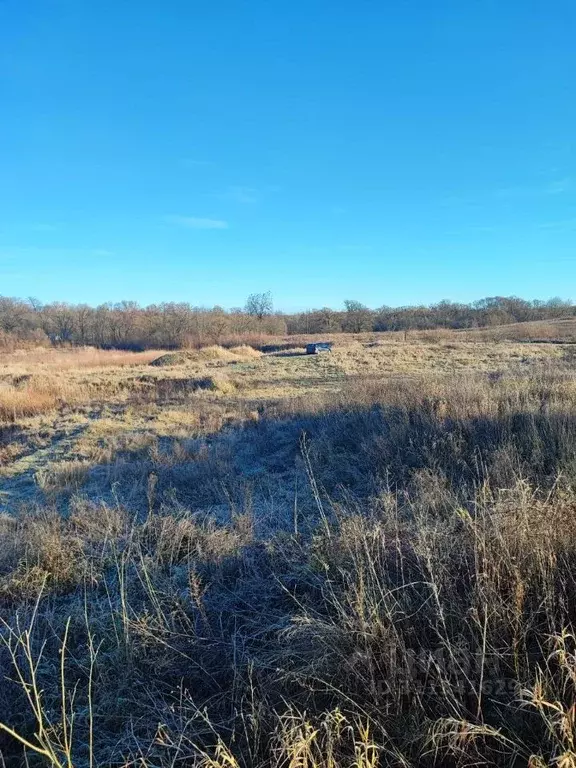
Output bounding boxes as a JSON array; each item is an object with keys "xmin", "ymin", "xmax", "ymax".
[
  {"xmin": 247, "ymin": 316, "xmax": 576, "ymax": 348},
  {"xmin": 457, "ymin": 316, "xmax": 576, "ymax": 343},
  {"xmin": 1, "ymin": 330, "xmax": 576, "ymax": 766}
]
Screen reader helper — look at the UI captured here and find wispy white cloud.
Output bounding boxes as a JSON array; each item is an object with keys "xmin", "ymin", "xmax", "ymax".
[
  {"xmin": 212, "ymin": 184, "xmax": 279, "ymax": 205},
  {"xmin": 165, "ymin": 215, "xmax": 228, "ymax": 230},
  {"xmin": 546, "ymin": 178, "xmax": 573, "ymax": 195},
  {"xmin": 226, "ymin": 186, "xmax": 259, "ymax": 204},
  {"xmin": 496, "ymin": 177, "xmax": 574, "ymax": 199},
  {"xmin": 538, "ymin": 217, "xmax": 576, "ymax": 231}
]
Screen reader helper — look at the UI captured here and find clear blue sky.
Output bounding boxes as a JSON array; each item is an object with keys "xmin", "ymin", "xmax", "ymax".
[{"xmin": 1, "ymin": 1, "xmax": 574, "ymax": 311}]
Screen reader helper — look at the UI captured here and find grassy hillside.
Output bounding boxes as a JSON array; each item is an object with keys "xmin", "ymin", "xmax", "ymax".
[
  {"xmin": 0, "ymin": 332, "xmax": 576, "ymax": 766},
  {"xmin": 457, "ymin": 316, "xmax": 576, "ymax": 343}
]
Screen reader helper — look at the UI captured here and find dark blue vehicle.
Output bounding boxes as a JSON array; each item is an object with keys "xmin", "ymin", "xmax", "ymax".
[{"xmin": 306, "ymin": 342, "xmax": 333, "ymax": 355}]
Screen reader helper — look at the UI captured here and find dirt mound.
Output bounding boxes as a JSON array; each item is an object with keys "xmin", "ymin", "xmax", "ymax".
[
  {"xmin": 193, "ymin": 345, "xmax": 235, "ymax": 361},
  {"xmin": 228, "ymin": 345, "xmax": 261, "ymax": 358},
  {"xmin": 149, "ymin": 352, "xmax": 188, "ymax": 367},
  {"xmin": 150, "ymin": 346, "xmax": 261, "ymax": 367}
]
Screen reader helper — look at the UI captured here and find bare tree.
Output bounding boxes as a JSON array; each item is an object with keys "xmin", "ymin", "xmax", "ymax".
[
  {"xmin": 75, "ymin": 304, "xmax": 93, "ymax": 345},
  {"xmin": 27, "ymin": 297, "xmax": 43, "ymax": 313},
  {"xmin": 343, "ymin": 299, "xmax": 372, "ymax": 333},
  {"xmin": 245, "ymin": 291, "xmax": 273, "ymax": 322},
  {"xmin": 45, "ymin": 302, "xmax": 76, "ymax": 343}
]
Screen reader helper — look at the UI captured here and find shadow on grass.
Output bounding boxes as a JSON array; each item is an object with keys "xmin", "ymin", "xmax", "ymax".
[
  {"xmin": 2, "ymin": 373, "xmax": 576, "ymax": 765},
  {"xmin": 59, "ymin": 391, "xmax": 576, "ymax": 537}
]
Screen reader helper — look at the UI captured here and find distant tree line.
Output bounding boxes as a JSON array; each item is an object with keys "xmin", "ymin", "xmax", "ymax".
[
  {"xmin": 0, "ymin": 293, "xmax": 284, "ymax": 350},
  {"xmin": 287, "ymin": 296, "xmax": 575, "ymax": 334},
  {"xmin": 0, "ymin": 294, "xmax": 573, "ymax": 350}
]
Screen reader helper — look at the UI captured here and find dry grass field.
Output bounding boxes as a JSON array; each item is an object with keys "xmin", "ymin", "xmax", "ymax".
[{"xmin": 1, "ymin": 328, "xmax": 576, "ymax": 766}]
